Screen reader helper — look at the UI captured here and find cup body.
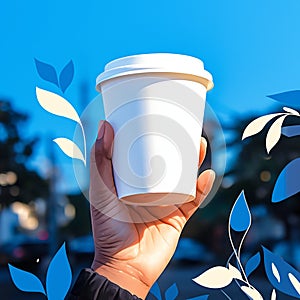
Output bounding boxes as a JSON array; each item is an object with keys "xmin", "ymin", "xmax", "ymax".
[{"xmin": 96, "ymin": 54, "xmax": 213, "ymax": 205}]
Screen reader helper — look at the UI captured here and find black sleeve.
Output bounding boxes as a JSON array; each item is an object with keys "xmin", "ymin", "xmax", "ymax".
[{"xmin": 66, "ymin": 268, "xmax": 143, "ymax": 300}]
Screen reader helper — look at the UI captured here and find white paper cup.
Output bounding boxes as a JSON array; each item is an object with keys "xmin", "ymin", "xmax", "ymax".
[{"xmin": 96, "ymin": 53, "xmax": 213, "ymax": 205}]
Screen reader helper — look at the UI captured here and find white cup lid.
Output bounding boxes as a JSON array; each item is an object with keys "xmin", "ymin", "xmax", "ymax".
[{"xmin": 96, "ymin": 53, "xmax": 213, "ymax": 91}]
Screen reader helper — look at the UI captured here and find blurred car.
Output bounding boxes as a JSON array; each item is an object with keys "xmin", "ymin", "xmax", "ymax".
[
  {"xmin": 172, "ymin": 238, "xmax": 214, "ymax": 264},
  {"xmin": 0, "ymin": 235, "xmax": 49, "ymax": 270}
]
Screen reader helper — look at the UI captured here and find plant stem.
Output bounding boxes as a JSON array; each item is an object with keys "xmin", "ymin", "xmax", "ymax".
[
  {"xmin": 228, "ymin": 222, "xmax": 250, "ymax": 286},
  {"xmin": 221, "ymin": 289, "xmax": 232, "ymax": 300}
]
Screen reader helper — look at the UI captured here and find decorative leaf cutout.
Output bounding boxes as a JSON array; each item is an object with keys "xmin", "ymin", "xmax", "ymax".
[
  {"xmin": 272, "ymin": 263, "xmax": 281, "ymax": 283},
  {"xmin": 272, "ymin": 158, "xmax": 300, "ymax": 203},
  {"xmin": 59, "ymin": 60, "xmax": 74, "ymax": 93},
  {"xmin": 36, "ymin": 87, "xmax": 81, "ymax": 124},
  {"xmin": 266, "ymin": 115, "xmax": 287, "ymax": 153},
  {"xmin": 149, "ymin": 282, "xmax": 162, "ymax": 300},
  {"xmin": 53, "ymin": 138, "xmax": 85, "ymax": 164},
  {"xmin": 268, "ymin": 91, "xmax": 300, "ymax": 107},
  {"xmin": 283, "ymin": 107, "xmax": 300, "ymax": 115},
  {"xmin": 193, "ymin": 266, "xmax": 234, "ymax": 289},
  {"xmin": 242, "ymin": 113, "xmax": 285, "ymax": 140},
  {"xmin": 240, "ymin": 285, "xmax": 263, "ymax": 299},
  {"xmin": 282, "ymin": 125, "xmax": 300, "ymax": 137},
  {"xmin": 271, "ymin": 289, "xmax": 276, "ymax": 300},
  {"xmin": 245, "ymin": 252, "xmax": 261, "ymax": 277},
  {"xmin": 8, "ymin": 264, "xmax": 45, "ymax": 295},
  {"xmin": 228, "ymin": 264, "xmax": 243, "ymax": 281},
  {"xmin": 46, "ymin": 243, "xmax": 72, "ymax": 300},
  {"xmin": 165, "ymin": 283, "xmax": 178, "ymax": 300},
  {"xmin": 288, "ymin": 273, "xmax": 300, "ymax": 296},
  {"xmin": 263, "ymin": 246, "xmax": 300, "ymax": 298},
  {"xmin": 229, "ymin": 191, "xmax": 251, "ymax": 232},
  {"xmin": 186, "ymin": 296, "xmax": 209, "ymax": 300},
  {"xmin": 34, "ymin": 58, "xmax": 59, "ymax": 86}
]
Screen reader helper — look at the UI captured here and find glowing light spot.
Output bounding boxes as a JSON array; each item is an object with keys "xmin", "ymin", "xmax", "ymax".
[
  {"xmin": 6, "ymin": 171, "xmax": 17, "ymax": 185},
  {"xmin": 64, "ymin": 204, "xmax": 75, "ymax": 219},
  {"xmin": 260, "ymin": 171, "xmax": 271, "ymax": 182}
]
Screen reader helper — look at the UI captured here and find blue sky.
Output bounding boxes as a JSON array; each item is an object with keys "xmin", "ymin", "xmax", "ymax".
[{"xmin": 1, "ymin": 0, "xmax": 300, "ymax": 192}]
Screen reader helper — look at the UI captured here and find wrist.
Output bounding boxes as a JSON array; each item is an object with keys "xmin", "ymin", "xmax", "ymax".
[{"xmin": 92, "ymin": 263, "xmax": 151, "ymax": 299}]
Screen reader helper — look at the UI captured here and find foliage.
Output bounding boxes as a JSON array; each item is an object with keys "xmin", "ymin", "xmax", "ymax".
[
  {"xmin": 35, "ymin": 59, "xmax": 87, "ymax": 166},
  {"xmin": 193, "ymin": 192, "xmax": 300, "ymax": 299},
  {"xmin": 193, "ymin": 94, "xmax": 300, "ymax": 299},
  {"xmin": 9, "ymin": 243, "xmax": 72, "ymax": 299}
]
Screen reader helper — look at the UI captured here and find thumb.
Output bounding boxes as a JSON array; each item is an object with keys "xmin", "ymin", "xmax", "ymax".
[{"xmin": 90, "ymin": 121, "xmax": 118, "ymax": 212}]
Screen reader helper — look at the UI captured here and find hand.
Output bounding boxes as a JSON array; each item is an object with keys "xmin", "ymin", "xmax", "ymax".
[{"xmin": 89, "ymin": 120, "xmax": 215, "ymax": 299}]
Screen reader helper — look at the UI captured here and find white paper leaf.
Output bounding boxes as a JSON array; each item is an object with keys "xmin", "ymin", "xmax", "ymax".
[
  {"xmin": 288, "ymin": 273, "xmax": 300, "ymax": 295},
  {"xmin": 271, "ymin": 263, "xmax": 281, "ymax": 283},
  {"xmin": 53, "ymin": 138, "xmax": 85, "ymax": 165},
  {"xmin": 240, "ymin": 286, "xmax": 263, "ymax": 300},
  {"xmin": 266, "ymin": 115, "xmax": 287, "ymax": 154},
  {"xmin": 283, "ymin": 107, "xmax": 300, "ymax": 116},
  {"xmin": 242, "ymin": 113, "xmax": 285, "ymax": 140},
  {"xmin": 193, "ymin": 266, "xmax": 233, "ymax": 289},
  {"xmin": 228, "ymin": 264, "xmax": 243, "ymax": 281},
  {"xmin": 271, "ymin": 289, "xmax": 276, "ymax": 300},
  {"xmin": 36, "ymin": 87, "xmax": 81, "ymax": 125}
]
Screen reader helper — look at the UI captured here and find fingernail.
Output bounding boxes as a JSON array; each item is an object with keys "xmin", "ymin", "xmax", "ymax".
[
  {"xmin": 97, "ymin": 120, "xmax": 105, "ymax": 139},
  {"xmin": 201, "ymin": 137, "xmax": 207, "ymax": 148},
  {"xmin": 204, "ymin": 170, "xmax": 216, "ymax": 194}
]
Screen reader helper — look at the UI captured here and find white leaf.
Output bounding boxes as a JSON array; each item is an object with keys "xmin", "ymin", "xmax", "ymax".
[
  {"xmin": 193, "ymin": 266, "xmax": 233, "ymax": 289},
  {"xmin": 36, "ymin": 87, "xmax": 81, "ymax": 125},
  {"xmin": 53, "ymin": 138, "xmax": 85, "ymax": 165},
  {"xmin": 288, "ymin": 273, "xmax": 300, "ymax": 295},
  {"xmin": 283, "ymin": 107, "xmax": 300, "ymax": 116},
  {"xmin": 271, "ymin": 263, "xmax": 281, "ymax": 283},
  {"xmin": 242, "ymin": 113, "xmax": 285, "ymax": 140},
  {"xmin": 266, "ymin": 115, "xmax": 287, "ymax": 154},
  {"xmin": 271, "ymin": 289, "xmax": 276, "ymax": 300},
  {"xmin": 228, "ymin": 264, "xmax": 243, "ymax": 281},
  {"xmin": 240, "ymin": 285, "xmax": 263, "ymax": 300}
]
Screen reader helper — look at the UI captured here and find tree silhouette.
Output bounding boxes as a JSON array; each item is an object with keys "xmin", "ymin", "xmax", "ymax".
[{"xmin": 0, "ymin": 100, "xmax": 49, "ymax": 208}]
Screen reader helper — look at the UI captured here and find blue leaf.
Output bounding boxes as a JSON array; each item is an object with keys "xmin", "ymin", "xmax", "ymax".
[
  {"xmin": 263, "ymin": 246, "xmax": 300, "ymax": 298},
  {"xmin": 272, "ymin": 158, "xmax": 300, "ymax": 203},
  {"xmin": 282, "ymin": 125, "xmax": 300, "ymax": 138},
  {"xmin": 229, "ymin": 191, "xmax": 251, "ymax": 232},
  {"xmin": 46, "ymin": 243, "xmax": 72, "ymax": 300},
  {"xmin": 34, "ymin": 58, "xmax": 58, "ymax": 86},
  {"xmin": 165, "ymin": 283, "xmax": 178, "ymax": 300},
  {"xmin": 186, "ymin": 295, "xmax": 209, "ymax": 300},
  {"xmin": 8, "ymin": 264, "xmax": 45, "ymax": 295},
  {"xmin": 267, "ymin": 91, "xmax": 300, "ymax": 107},
  {"xmin": 59, "ymin": 60, "xmax": 74, "ymax": 93},
  {"xmin": 149, "ymin": 282, "xmax": 162, "ymax": 300},
  {"xmin": 245, "ymin": 252, "xmax": 261, "ymax": 277}
]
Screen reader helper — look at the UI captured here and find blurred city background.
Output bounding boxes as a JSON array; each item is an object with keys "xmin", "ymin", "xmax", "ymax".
[
  {"xmin": 1, "ymin": 98, "xmax": 299, "ymax": 299},
  {"xmin": 1, "ymin": 0, "xmax": 300, "ymax": 299}
]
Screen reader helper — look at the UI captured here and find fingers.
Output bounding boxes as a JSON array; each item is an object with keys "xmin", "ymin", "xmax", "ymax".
[
  {"xmin": 198, "ymin": 137, "xmax": 207, "ymax": 168},
  {"xmin": 194, "ymin": 169, "xmax": 215, "ymax": 205},
  {"xmin": 179, "ymin": 169, "xmax": 215, "ymax": 220}
]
